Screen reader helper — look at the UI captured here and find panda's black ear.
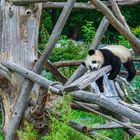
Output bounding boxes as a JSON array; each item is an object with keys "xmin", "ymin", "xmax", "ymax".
[
  {"xmin": 81, "ymin": 62, "xmax": 86, "ymax": 67},
  {"xmin": 88, "ymin": 49, "xmax": 95, "ymax": 55}
]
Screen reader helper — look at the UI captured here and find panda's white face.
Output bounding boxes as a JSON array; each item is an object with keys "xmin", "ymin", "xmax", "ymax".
[{"xmin": 84, "ymin": 50, "xmax": 104, "ymax": 71}]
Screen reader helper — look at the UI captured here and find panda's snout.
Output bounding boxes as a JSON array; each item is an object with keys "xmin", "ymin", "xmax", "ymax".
[{"xmin": 89, "ymin": 66, "xmax": 96, "ymax": 71}]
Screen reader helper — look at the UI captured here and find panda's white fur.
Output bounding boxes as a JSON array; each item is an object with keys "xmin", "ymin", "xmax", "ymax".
[
  {"xmin": 102, "ymin": 45, "xmax": 131, "ymax": 63},
  {"xmin": 85, "ymin": 45, "xmax": 131, "ymax": 71}
]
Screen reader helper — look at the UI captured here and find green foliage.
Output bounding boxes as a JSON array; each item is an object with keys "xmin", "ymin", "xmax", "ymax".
[
  {"xmin": 81, "ymin": 21, "xmax": 96, "ymax": 43},
  {"xmin": 131, "ymin": 25, "xmax": 140, "ymax": 39},
  {"xmin": 17, "ymin": 122, "xmax": 38, "ymax": 140},
  {"xmin": 0, "ymin": 104, "xmax": 3, "ymax": 140},
  {"xmin": 44, "ymin": 95, "xmax": 90, "ymax": 140},
  {"xmin": 131, "ymin": 135, "xmax": 140, "ymax": 140}
]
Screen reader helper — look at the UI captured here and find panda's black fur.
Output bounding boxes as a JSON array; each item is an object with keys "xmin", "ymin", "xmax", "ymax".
[{"xmin": 82, "ymin": 46, "xmax": 136, "ymax": 93}]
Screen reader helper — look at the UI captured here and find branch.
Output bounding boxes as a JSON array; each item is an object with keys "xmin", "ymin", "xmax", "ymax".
[
  {"xmin": 109, "ymin": 0, "xmax": 131, "ymax": 32},
  {"xmin": 91, "ymin": 16, "xmax": 110, "ymax": 50},
  {"xmin": 72, "ymin": 91, "xmax": 140, "ymax": 124},
  {"xmin": 90, "ymin": 0, "xmax": 140, "ymax": 54},
  {"xmin": 53, "ymin": 60, "xmax": 81, "ymax": 68},
  {"xmin": 45, "ymin": 61, "xmax": 67, "ymax": 84},
  {"xmin": 43, "ymin": 1, "xmax": 140, "ymax": 9},
  {"xmin": 68, "ymin": 121, "xmax": 112, "ymax": 140}
]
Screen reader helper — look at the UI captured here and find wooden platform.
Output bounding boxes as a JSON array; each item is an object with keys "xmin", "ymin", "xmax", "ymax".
[{"xmin": 64, "ymin": 66, "xmax": 111, "ymax": 92}]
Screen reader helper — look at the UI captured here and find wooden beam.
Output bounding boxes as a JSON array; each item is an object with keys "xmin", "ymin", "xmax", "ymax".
[
  {"xmin": 90, "ymin": 0, "xmax": 140, "ymax": 55},
  {"xmin": 68, "ymin": 121, "xmax": 112, "ymax": 140},
  {"xmin": 72, "ymin": 91, "xmax": 140, "ymax": 125},
  {"xmin": 91, "ymin": 16, "xmax": 109, "ymax": 50},
  {"xmin": 45, "ymin": 61, "xmax": 67, "ymax": 84},
  {"xmin": 64, "ymin": 65, "xmax": 111, "ymax": 91},
  {"xmin": 1, "ymin": 61, "xmax": 62, "ymax": 94},
  {"xmin": 12, "ymin": 0, "xmax": 49, "ymax": 5},
  {"xmin": 43, "ymin": 1, "xmax": 140, "ymax": 9},
  {"xmin": 53, "ymin": 60, "xmax": 81, "ymax": 68},
  {"xmin": 109, "ymin": 0, "xmax": 131, "ymax": 32}
]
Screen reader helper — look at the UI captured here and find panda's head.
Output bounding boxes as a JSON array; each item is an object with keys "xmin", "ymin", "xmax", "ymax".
[{"xmin": 82, "ymin": 49, "xmax": 104, "ymax": 71}]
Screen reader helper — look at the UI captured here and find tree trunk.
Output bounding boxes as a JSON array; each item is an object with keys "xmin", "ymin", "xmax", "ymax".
[{"xmin": 0, "ymin": 0, "xmax": 42, "ymax": 137}]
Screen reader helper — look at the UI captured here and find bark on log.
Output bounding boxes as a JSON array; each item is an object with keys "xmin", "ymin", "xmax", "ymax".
[
  {"xmin": 5, "ymin": 0, "xmax": 75, "ymax": 139},
  {"xmin": 90, "ymin": 0, "xmax": 140, "ymax": 54}
]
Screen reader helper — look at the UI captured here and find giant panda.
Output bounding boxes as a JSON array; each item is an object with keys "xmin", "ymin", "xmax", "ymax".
[{"xmin": 82, "ymin": 45, "xmax": 136, "ymax": 93}]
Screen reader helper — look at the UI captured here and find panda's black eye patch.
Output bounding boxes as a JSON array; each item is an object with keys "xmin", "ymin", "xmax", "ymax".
[{"xmin": 92, "ymin": 61, "xmax": 97, "ymax": 64}]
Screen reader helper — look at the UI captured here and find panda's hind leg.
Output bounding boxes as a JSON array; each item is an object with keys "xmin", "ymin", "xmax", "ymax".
[{"xmin": 123, "ymin": 59, "xmax": 136, "ymax": 82}]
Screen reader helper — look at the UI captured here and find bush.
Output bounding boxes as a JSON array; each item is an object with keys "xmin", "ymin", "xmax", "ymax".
[{"xmin": 17, "ymin": 122, "xmax": 38, "ymax": 140}]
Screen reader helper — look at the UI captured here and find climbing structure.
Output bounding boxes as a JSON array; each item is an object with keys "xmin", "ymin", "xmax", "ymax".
[{"xmin": 0, "ymin": 0, "xmax": 140, "ymax": 140}]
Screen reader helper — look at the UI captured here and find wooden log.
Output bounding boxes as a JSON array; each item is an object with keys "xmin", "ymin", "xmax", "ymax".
[
  {"xmin": 64, "ymin": 66, "xmax": 111, "ymax": 91},
  {"xmin": 74, "ymin": 101, "xmax": 140, "ymax": 133},
  {"xmin": 92, "ymin": 122, "xmax": 140, "ymax": 130},
  {"xmin": 65, "ymin": 17, "xmax": 109, "ymax": 86},
  {"xmin": 45, "ymin": 61, "xmax": 67, "ymax": 84},
  {"xmin": 12, "ymin": 0, "xmax": 49, "ymax": 5},
  {"xmin": 5, "ymin": 0, "xmax": 75, "ymax": 139},
  {"xmin": 72, "ymin": 91, "xmax": 140, "ymax": 125},
  {"xmin": 43, "ymin": 1, "xmax": 140, "ymax": 9},
  {"xmin": 91, "ymin": 16, "xmax": 110, "ymax": 50},
  {"xmin": 119, "ymin": 101, "xmax": 140, "ymax": 113},
  {"xmin": 68, "ymin": 121, "xmax": 112, "ymax": 140},
  {"xmin": 90, "ymin": 0, "xmax": 140, "ymax": 54},
  {"xmin": 109, "ymin": 0, "xmax": 130, "ymax": 32},
  {"xmin": 1, "ymin": 61, "xmax": 62, "ymax": 94},
  {"xmin": 53, "ymin": 60, "xmax": 81, "ymax": 68}
]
